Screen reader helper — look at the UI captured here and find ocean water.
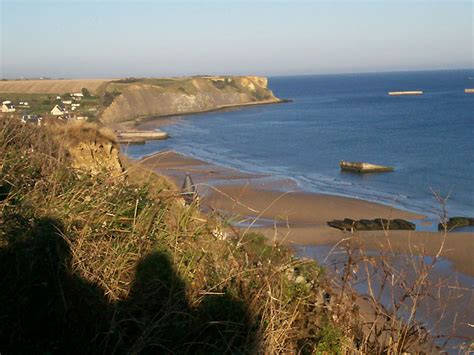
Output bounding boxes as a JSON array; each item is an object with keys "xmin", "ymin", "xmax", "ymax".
[{"xmin": 124, "ymin": 70, "xmax": 474, "ymax": 219}]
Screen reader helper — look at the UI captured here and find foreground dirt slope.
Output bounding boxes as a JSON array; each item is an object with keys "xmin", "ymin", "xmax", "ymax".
[{"xmin": 99, "ymin": 76, "xmax": 281, "ymax": 124}]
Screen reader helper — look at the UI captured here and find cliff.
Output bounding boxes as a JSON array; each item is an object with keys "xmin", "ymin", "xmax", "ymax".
[
  {"xmin": 99, "ymin": 76, "xmax": 281, "ymax": 124},
  {"xmin": 45, "ymin": 120, "xmax": 123, "ymax": 176}
]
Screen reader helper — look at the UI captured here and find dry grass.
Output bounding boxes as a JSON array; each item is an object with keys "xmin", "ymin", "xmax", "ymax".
[
  {"xmin": 46, "ymin": 119, "xmax": 118, "ymax": 146},
  {"xmin": 0, "ymin": 79, "xmax": 110, "ymax": 94},
  {"xmin": 0, "ymin": 117, "xmax": 347, "ymax": 353},
  {"xmin": 1, "ymin": 117, "xmax": 466, "ymax": 353}
]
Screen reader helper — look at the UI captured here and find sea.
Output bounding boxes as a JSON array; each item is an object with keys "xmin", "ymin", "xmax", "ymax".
[{"xmin": 124, "ymin": 69, "xmax": 474, "ymax": 224}]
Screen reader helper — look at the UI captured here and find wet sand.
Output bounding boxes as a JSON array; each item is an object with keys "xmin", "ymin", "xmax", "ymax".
[{"xmin": 137, "ymin": 150, "xmax": 474, "ymax": 277}]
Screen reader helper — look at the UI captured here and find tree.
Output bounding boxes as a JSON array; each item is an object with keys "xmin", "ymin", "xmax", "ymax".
[{"xmin": 81, "ymin": 88, "xmax": 91, "ymax": 98}]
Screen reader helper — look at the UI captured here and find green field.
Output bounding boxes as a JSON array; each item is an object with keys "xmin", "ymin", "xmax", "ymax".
[{"xmin": 0, "ymin": 92, "xmax": 100, "ymax": 116}]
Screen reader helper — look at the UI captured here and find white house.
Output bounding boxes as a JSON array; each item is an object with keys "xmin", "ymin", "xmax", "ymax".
[
  {"xmin": 51, "ymin": 104, "xmax": 66, "ymax": 116},
  {"xmin": 72, "ymin": 93, "xmax": 84, "ymax": 97},
  {"xmin": 21, "ymin": 114, "xmax": 43, "ymax": 126},
  {"xmin": 62, "ymin": 100, "xmax": 72, "ymax": 105},
  {"xmin": 1, "ymin": 101, "xmax": 16, "ymax": 113}
]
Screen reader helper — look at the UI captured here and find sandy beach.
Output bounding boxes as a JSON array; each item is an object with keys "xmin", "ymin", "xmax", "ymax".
[{"xmin": 135, "ymin": 150, "xmax": 474, "ymax": 277}]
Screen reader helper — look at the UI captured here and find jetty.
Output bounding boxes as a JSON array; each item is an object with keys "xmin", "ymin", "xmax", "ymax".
[
  {"xmin": 116, "ymin": 130, "xmax": 168, "ymax": 144},
  {"xmin": 339, "ymin": 161, "xmax": 394, "ymax": 173},
  {"xmin": 388, "ymin": 91, "xmax": 423, "ymax": 96},
  {"xmin": 465, "ymin": 88, "xmax": 474, "ymax": 94}
]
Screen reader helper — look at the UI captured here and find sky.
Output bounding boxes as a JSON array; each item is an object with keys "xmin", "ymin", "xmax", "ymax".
[{"xmin": 0, "ymin": 0, "xmax": 472, "ymax": 78}]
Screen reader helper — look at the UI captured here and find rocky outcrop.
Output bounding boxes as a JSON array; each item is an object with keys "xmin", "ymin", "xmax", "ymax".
[
  {"xmin": 327, "ymin": 218, "xmax": 415, "ymax": 231},
  {"xmin": 48, "ymin": 121, "xmax": 123, "ymax": 176},
  {"xmin": 99, "ymin": 76, "xmax": 281, "ymax": 124},
  {"xmin": 69, "ymin": 140, "xmax": 122, "ymax": 176},
  {"xmin": 438, "ymin": 217, "xmax": 474, "ymax": 231}
]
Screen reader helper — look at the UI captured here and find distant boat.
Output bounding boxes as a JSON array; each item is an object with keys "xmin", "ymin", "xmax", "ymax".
[
  {"xmin": 388, "ymin": 91, "xmax": 423, "ymax": 96},
  {"xmin": 339, "ymin": 161, "xmax": 394, "ymax": 173},
  {"xmin": 464, "ymin": 88, "xmax": 474, "ymax": 94}
]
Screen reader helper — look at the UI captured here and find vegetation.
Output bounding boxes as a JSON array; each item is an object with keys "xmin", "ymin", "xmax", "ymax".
[
  {"xmin": 112, "ymin": 77, "xmax": 142, "ymax": 84},
  {"xmin": 102, "ymin": 90, "xmax": 121, "ymax": 108},
  {"xmin": 81, "ymin": 87, "xmax": 91, "ymax": 98},
  {"xmin": 0, "ymin": 92, "xmax": 100, "ymax": 117},
  {"xmin": 212, "ymin": 79, "xmax": 238, "ymax": 91},
  {"xmin": 0, "ymin": 117, "xmax": 350, "ymax": 353},
  {"xmin": 0, "ymin": 92, "xmax": 55, "ymax": 115}
]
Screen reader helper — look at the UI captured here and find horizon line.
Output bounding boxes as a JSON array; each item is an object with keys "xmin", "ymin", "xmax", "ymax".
[{"xmin": 2, "ymin": 67, "xmax": 473, "ymax": 81}]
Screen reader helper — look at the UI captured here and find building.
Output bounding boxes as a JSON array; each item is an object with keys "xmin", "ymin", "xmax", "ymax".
[
  {"xmin": 62, "ymin": 100, "xmax": 72, "ymax": 105},
  {"xmin": 1, "ymin": 101, "xmax": 16, "ymax": 113},
  {"xmin": 21, "ymin": 114, "xmax": 43, "ymax": 126},
  {"xmin": 71, "ymin": 93, "xmax": 84, "ymax": 101},
  {"xmin": 51, "ymin": 104, "xmax": 66, "ymax": 116}
]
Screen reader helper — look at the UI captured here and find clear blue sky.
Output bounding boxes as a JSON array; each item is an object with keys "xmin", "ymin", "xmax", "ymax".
[{"xmin": 0, "ymin": 0, "xmax": 472, "ymax": 78}]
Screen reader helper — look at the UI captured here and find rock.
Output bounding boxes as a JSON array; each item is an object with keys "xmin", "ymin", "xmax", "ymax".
[
  {"xmin": 323, "ymin": 291, "xmax": 331, "ymax": 305},
  {"xmin": 285, "ymin": 267, "xmax": 295, "ymax": 281},
  {"xmin": 295, "ymin": 275, "xmax": 306, "ymax": 284},
  {"xmin": 327, "ymin": 218, "xmax": 415, "ymax": 231},
  {"xmin": 69, "ymin": 140, "xmax": 123, "ymax": 176},
  {"xmin": 49, "ymin": 121, "xmax": 123, "ymax": 177},
  {"xmin": 438, "ymin": 217, "xmax": 474, "ymax": 231}
]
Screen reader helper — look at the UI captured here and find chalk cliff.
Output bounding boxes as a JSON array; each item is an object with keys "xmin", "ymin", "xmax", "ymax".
[
  {"xmin": 99, "ymin": 76, "xmax": 281, "ymax": 124},
  {"xmin": 48, "ymin": 121, "xmax": 123, "ymax": 176}
]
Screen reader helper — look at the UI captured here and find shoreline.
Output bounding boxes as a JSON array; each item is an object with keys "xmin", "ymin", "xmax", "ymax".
[
  {"xmin": 132, "ymin": 149, "xmax": 474, "ymax": 277},
  {"xmin": 109, "ymin": 97, "xmax": 291, "ymax": 132}
]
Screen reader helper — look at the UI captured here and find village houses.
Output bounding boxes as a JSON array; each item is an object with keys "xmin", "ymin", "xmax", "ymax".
[
  {"xmin": 71, "ymin": 92, "xmax": 83, "ymax": 100},
  {"xmin": 1, "ymin": 101, "xmax": 16, "ymax": 113},
  {"xmin": 51, "ymin": 104, "xmax": 67, "ymax": 116}
]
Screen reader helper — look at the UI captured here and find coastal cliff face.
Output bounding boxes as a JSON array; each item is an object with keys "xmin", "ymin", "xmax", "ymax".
[
  {"xmin": 49, "ymin": 121, "xmax": 123, "ymax": 176},
  {"xmin": 68, "ymin": 140, "xmax": 122, "ymax": 176},
  {"xmin": 99, "ymin": 76, "xmax": 280, "ymax": 124}
]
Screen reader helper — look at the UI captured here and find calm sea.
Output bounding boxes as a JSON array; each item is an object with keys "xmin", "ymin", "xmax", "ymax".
[{"xmin": 124, "ymin": 70, "xmax": 474, "ymax": 219}]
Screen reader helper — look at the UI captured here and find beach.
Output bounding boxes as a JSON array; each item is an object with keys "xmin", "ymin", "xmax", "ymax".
[{"xmin": 134, "ymin": 149, "xmax": 474, "ymax": 277}]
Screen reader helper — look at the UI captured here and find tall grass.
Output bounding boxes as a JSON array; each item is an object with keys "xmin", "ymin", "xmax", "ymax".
[{"xmin": 0, "ymin": 118, "xmax": 346, "ymax": 353}]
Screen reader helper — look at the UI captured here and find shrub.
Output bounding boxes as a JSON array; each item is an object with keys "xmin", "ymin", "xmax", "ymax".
[
  {"xmin": 81, "ymin": 87, "xmax": 91, "ymax": 97},
  {"xmin": 102, "ymin": 90, "xmax": 121, "ymax": 108}
]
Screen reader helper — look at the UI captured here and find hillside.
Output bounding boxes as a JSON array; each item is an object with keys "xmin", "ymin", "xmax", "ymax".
[
  {"xmin": 0, "ymin": 117, "xmax": 443, "ymax": 353},
  {"xmin": 0, "ymin": 117, "xmax": 349, "ymax": 353},
  {"xmin": 0, "ymin": 79, "xmax": 109, "ymax": 95},
  {"xmin": 99, "ymin": 76, "xmax": 282, "ymax": 124},
  {"xmin": 0, "ymin": 76, "xmax": 282, "ymax": 125}
]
